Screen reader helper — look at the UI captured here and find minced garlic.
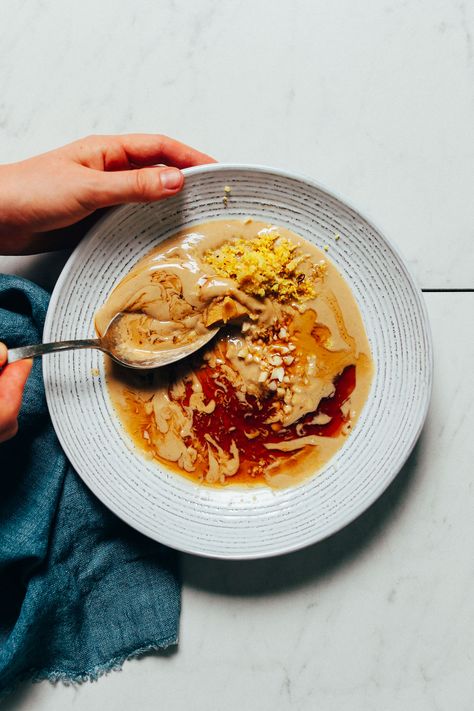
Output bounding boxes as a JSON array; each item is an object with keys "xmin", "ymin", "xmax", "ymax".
[{"xmin": 204, "ymin": 230, "xmax": 319, "ymax": 302}]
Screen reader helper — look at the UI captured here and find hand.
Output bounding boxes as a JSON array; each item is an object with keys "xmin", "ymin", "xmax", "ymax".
[
  {"xmin": 0, "ymin": 343, "xmax": 32, "ymax": 443},
  {"xmin": 0, "ymin": 134, "xmax": 214, "ymax": 440},
  {"xmin": 0, "ymin": 134, "xmax": 215, "ymax": 255}
]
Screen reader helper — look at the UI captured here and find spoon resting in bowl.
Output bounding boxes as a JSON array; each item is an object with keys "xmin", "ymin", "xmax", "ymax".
[{"xmin": 6, "ymin": 312, "xmax": 220, "ymax": 369}]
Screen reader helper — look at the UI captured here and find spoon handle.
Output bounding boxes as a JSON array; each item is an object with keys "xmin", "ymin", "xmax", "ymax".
[{"xmin": 7, "ymin": 339, "xmax": 102, "ymax": 363}]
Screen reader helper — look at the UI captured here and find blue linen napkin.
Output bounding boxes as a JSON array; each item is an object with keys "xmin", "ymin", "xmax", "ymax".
[{"xmin": 0, "ymin": 274, "xmax": 180, "ymax": 697}]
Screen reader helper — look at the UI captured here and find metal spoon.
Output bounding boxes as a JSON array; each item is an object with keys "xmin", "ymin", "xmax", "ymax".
[{"xmin": 6, "ymin": 313, "xmax": 219, "ymax": 370}]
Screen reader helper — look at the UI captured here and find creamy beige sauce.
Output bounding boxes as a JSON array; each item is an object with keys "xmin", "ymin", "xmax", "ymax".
[
  {"xmin": 100, "ymin": 219, "xmax": 374, "ymax": 489},
  {"xmin": 95, "ymin": 230, "xmax": 262, "ymax": 363}
]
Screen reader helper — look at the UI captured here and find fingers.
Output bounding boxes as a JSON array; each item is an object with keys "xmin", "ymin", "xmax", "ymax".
[
  {"xmin": 0, "ymin": 359, "xmax": 33, "ymax": 414},
  {"xmin": 75, "ymin": 134, "xmax": 216, "ymax": 171},
  {"xmin": 88, "ymin": 165, "xmax": 187, "ymax": 208},
  {"xmin": 0, "ymin": 358, "xmax": 33, "ymax": 443},
  {"xmin": 0, "ymin": 342, "xmax": 7, "ymax": 367}
]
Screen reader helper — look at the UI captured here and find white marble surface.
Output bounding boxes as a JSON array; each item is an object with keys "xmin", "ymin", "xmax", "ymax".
[
  {"xmin": 2, "ymin": 293, "xmax": 473, "ymax": 710},
  {"xmin": 1, "ymin": 1, "xmax": 474, "ymax": 709},
  {"xmin": 0, "ymin": 0, "xmax": 473, "ymax": 287}
]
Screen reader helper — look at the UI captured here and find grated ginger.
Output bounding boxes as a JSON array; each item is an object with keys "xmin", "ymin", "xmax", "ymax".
[{"xmin": 204, "ymin": 230, "xmax": 320, "ymax": 302}]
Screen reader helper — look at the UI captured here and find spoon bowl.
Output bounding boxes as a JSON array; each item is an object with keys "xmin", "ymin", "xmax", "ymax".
[{"xmin": 6, "ymin": 312, "xmax": 220, "ymax": 369}]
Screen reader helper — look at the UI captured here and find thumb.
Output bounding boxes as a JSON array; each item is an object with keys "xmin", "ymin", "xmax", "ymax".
[{"xmin": 92, "ymin": 166, "xmax": 184, "ymax": 207}]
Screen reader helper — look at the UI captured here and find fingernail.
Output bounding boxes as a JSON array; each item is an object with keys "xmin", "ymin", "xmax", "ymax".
[{"xmin": 160, "ymin": 168, "xmax": 183, "ymax": 190}]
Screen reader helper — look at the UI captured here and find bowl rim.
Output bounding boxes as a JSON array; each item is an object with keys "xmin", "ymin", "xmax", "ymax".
[{"xmin": 43, "ymin": 163, "xmax": 433, "ymax": 559}]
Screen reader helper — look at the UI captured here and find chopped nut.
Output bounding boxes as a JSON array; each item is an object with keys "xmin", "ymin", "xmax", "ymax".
[
  {"xmin": 224, "ymin": 185, "xmax": 232, "ymax": 194},
  {"xmin": 277, "ymin": 387, "xmax": 285, "ymax": 397},
  {"xmin": 279, "ymin": 327, "xmax": 288, "ymax": 339},
  {"xmin": 311, "ymin": 413, "xmax": 332, "ymax": 425},
  {"xmin": 258, "ymin": 370, "xmax": 268, "ymax": 383},
  {"xmin": 269, "ymin": 355, "xmax": 283, "ymax": 366},
  {"xmin": 342, "ymin": 421, "xmax": 352, "ymax": 435},
  {"xmin": 268, "ymin": 381, "xmax": 278, "ymax": 391},
  {"xmin": 270, "ymin": 367, "xmax": 285, "ymax": 381},
  {"xmin": 283, "ymin": 356, "xmax": 294, "ymax": 365},
  {"xmin": 237, "ymin": 348, "xmax": 248, "ymax": 359}
]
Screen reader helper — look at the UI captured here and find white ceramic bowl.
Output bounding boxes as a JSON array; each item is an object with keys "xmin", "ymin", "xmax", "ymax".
[{"xmin": 43, "ymin": 164, "xmax": 432, "ymax": 559}]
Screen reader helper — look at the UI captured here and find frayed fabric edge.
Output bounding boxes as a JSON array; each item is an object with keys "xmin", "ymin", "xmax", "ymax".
[{"xmin": 0, "ymin": 634, "xmax": 178, "ymax": 699}]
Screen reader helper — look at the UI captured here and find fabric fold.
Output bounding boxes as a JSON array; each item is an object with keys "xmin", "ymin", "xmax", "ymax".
[{"xmin": 0, "ymin": 275, "xmax": 180, "ymax": 697}]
